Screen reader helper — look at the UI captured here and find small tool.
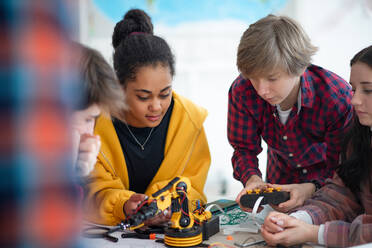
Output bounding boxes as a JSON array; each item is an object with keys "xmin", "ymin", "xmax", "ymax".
[
  {"xmin": 234, "ymin": 237, "xmax": 266, "ymax": 247},
  {"xmin": 82, "ymin": 226, "xmax": 120, "ymax": 243},
  {"xmin": 234, "ymin": 239, "xmax": 266, "ymax": 247}
]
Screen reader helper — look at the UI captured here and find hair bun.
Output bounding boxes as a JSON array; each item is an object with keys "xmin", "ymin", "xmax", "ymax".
[{"xmin": 112, "ymin": 9, "xmax": 154, "ymax": 49}]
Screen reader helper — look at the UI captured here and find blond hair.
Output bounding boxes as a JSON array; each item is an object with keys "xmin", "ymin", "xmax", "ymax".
[{"xmin": 237, "ymin": 15, "xmax": 318, "ymax": 78}]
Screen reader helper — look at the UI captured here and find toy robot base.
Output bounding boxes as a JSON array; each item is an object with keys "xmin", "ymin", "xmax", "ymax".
[{"xmin": 164, "ymin": 225, "xmax": 203, "ymax": 247}]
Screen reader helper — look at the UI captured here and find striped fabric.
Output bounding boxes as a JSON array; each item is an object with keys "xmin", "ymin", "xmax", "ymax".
[{"xmin": 298, "ymin": 173, "xmax": 372, "ymax": 247}]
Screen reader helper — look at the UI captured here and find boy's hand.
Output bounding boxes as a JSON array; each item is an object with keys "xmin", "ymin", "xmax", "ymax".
[
  {"xmin": 267, "ymin": 183, "xmax": 315, "ymax": 212},
  {"xmin": 76, "ymin": 133, "xmax": 101, "ymax": 177},
  {"xmin": 236, "ymin": 175, "xmax": 267, "ymax": 212}
]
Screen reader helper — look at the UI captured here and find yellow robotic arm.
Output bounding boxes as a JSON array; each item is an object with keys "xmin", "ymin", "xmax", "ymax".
[
  {"xmin": 121, "ymin": 177, "xmax": 217, "ymax": 247},
  {"xmin": 122, "ymin": 177, "xmax": 194, "ymax": 229}
]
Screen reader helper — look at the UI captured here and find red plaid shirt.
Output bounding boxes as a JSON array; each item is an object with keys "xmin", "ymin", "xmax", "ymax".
[{"xmin": 228, "ymin": 65, "xmax": 353, "ymax": 186}]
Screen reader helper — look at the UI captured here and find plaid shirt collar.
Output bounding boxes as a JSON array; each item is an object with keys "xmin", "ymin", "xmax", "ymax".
[
  {"xmin": 272, "ymin": 68, "xmax": 315, "ymax": 115},
  {"xmin": 300, "ymin": 68, "xmax": 316, "ymax": 108}
]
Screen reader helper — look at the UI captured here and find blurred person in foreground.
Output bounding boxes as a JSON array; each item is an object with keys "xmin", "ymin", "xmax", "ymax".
[
  {"xmin": 0, "ymin": 0, "xmax": 84, "ymax": 247},
  {"xmin": 262, "ymin": 45, "xmax": 372, "ymax": 247},
  {"xmin": 71, "ymin": 42, "xmax": 125, "ymax": 179}
]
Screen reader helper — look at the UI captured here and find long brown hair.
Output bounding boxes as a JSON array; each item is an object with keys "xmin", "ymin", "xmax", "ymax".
[
  {"xmin": 337, "ymin": 45, "xmax": 372, "ymax": 192},
  {"xmin": 73, "ymin": 42, "xmax": 126, "ymax": 118}
]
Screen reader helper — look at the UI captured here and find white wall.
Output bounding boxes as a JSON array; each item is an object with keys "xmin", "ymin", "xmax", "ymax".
[
  {"xmin": 280, "ymin": 0, "xmax": 372, "ymax": 80},
  {"xmin": 80, "ymin": 0, "xmax": 372, "ymax": 202}
]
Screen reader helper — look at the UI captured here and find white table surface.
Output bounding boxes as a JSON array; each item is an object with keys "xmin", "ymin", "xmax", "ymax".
[{"xmin": 80, "ymin": 229, "xmax": 265, "ymax": 248}]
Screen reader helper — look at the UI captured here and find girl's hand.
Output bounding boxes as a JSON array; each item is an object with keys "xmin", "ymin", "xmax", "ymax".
[
  {"xmin": 262, "ymin": 211, "xmax": 286, "ymax": 233},
  {"xmin": 124, "ymin": 194, "xmax": 171, "ymax": 227},
  {"xmin": 124, "ymin": 193, "xmax": 148, "ymax": 216},
  {"xmin": 144, "ymin": 207, "xmax": 171, "ymax": 226},
  {"xmin": 261, "ymin": 211, "xmax": 319, "ymax": 246}
]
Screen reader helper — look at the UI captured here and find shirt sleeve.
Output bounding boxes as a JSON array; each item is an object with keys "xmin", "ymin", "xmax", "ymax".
[
  {"xmin": 227, "ymin": 82, "xmax": 262, "ymax": 186},
  {"xmin": 289, "ymin": 210, "xmax": 313, "ymax": 224},
  {"xmin": 295, "ymin": 174, "xmax": 371, "ymax": 247},
  {"xmin": 323, "ymin": 214, "xmax": 372, "ymax": 247},
  {"xmin": 83, "ymin": 155, "xmax": 135, "ymax": 226},
  {"xmin": 290, "ymin": 211, "xmax": 326, "ymax": 245},
  {"xmin": 318, "ymin": 224, "xmax": 325, "ymax": 245}
]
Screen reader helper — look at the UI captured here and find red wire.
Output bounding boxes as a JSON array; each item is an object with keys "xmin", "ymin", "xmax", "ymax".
[{"xmin": 134, "ymin": 199, "xmax": 153, "ymax": 214}]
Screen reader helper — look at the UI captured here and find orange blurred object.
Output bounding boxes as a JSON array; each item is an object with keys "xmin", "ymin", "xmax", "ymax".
[{"xmin": 226, "ymin": 235, "xmax": 234, "ymax": 241}]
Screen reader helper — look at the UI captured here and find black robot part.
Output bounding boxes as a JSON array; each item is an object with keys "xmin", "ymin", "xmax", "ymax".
[
  {"xmin": 240, "ymin": 190, "xmax": 290, "ymax": 208},
  {"xmin": 126, "ymin": 201, "xmax": 158, "ymax": 227}
]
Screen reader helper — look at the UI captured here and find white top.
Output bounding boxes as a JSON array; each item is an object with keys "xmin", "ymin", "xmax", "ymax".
[
  {"xmin": 290, "ymin": 210, "xmax": 325, "ymax": 245},
  {"xmin": 276, "ymin": 105, "xmax": 292, "ymax": 125},
  {"xmin": 276, "ymin": 88, "xmax": 302, "ymax": 125}
]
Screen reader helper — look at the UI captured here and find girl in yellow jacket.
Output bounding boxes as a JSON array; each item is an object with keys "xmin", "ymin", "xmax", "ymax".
[{"xmin": 84, "ymin": 9, "xmax": 211, "ymax": 226}]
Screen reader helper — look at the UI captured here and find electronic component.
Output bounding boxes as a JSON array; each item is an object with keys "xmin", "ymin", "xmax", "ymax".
[
  {"xmin": 205, "ymin": 199, "xmax": 238, "ymax": 215},
  {"xmin": 240, "ymin": 187, "xmax": 290, "ymax": 209}
]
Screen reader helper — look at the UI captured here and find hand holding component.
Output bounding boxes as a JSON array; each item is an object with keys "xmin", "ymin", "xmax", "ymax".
[
  {"xmin": 236, "ymin": 175, "xmax": 268, "ymax": 212},
  {"xmin": 144, "ymin": 207, "xmax": 171, "ymax": 226},
  {"xmin": 267, "ymin": 183, "xmax": 315, "ymax": 212},
  {"xmin": 239, "ymin": 187, "xmax": 290, "ymax": 210},
  {"xmin": 124, "ymin": 193, "xmax": 148, "ymax": 216}
]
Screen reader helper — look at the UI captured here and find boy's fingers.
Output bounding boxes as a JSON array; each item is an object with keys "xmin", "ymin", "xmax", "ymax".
[
  {"xmin": 267, "ymin": 183, "xmax": 279, "ymax": 188},
  {"xmin": 235, "ymin": 188, "xmax": 246, "ymax": 202},
  {"xmin": 277, "ymin": 197, "xmax": 296, "ymax": 211},
  {"xmin": 240, "ymin": 206, "xmax": 253, "ymax": 213}
]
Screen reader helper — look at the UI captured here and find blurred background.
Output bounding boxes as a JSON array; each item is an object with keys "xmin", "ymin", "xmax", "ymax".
[{"xmin": 75, "ymin": 0, "xmax": 372, "ymax": 201}]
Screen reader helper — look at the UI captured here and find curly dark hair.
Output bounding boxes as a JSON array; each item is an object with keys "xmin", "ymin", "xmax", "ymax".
[
  {"xmin": 112, "ymin": 9, "xmax": 175, "ymax": 87},
  {"xmin": 337, "ymin": 45, "xmax": 372, "ymax": 192}
]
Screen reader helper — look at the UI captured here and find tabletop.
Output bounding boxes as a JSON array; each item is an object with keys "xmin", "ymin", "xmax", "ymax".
[
  {"xmin": 80, "ymin": 204, "xmax": 317, "ymax": 248},
  {"xmin": 80, "ymin": 228, "xmax": 316, "ymax": 248}
]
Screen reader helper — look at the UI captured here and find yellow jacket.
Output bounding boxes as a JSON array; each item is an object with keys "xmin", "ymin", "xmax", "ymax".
[{"xmin": 84, "ymin": 92, "xmax": 211, "ymax": 225}]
